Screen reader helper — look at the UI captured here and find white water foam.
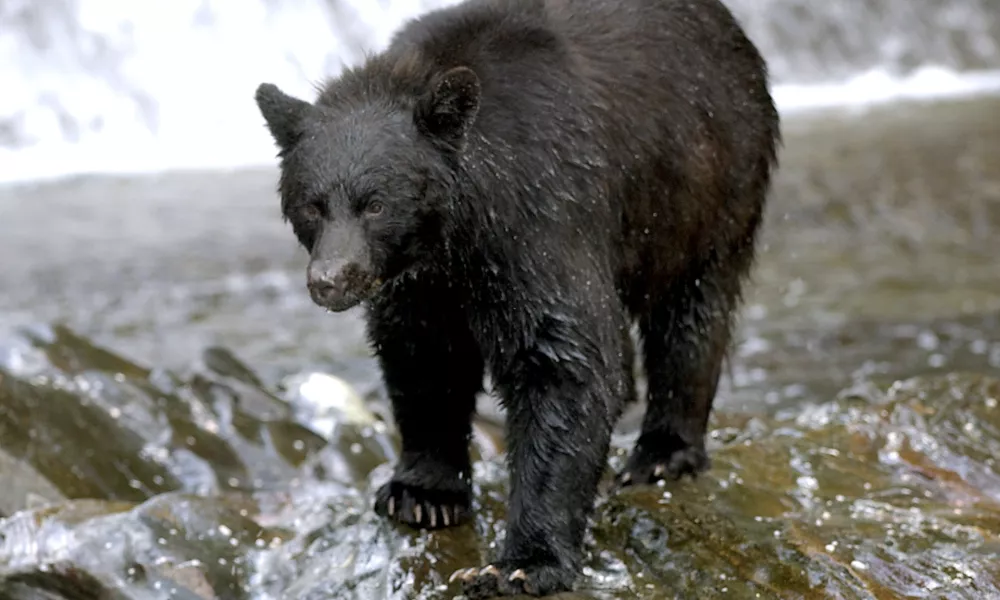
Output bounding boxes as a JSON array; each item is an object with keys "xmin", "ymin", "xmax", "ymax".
[
  {"xmin": 773, "ymin": 66, "xmax": 1000, "ymax": 113},
  {"xmin": 0, "ymin": 0, "xmax": 453, "ymax": 185},
  {"xmin": 1, "ymin": 0, "xmax": 999, "ymax": 186}
]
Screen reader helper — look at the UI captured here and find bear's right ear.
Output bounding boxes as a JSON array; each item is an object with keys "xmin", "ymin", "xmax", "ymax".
[
  {"xmin": 414, "ymin": 66, "xmax": 481, "ymax": 151},
  {"xmin": 255, "ymin": 83, "xmax": 314, "ymax": 151}
]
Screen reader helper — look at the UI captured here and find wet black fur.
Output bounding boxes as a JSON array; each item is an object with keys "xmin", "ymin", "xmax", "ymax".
[{"xmin": 255, "ymin": 0, "xmax": 780, "ymax": 596}]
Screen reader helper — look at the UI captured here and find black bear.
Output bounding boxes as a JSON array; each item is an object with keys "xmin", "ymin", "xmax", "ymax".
[{"xmin": 254, "ymin": 0, "xmax": 780, "ymax": 596}]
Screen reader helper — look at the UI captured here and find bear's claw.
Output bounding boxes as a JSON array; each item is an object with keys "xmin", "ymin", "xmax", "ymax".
[
  {"xmin": 617, "ymin": 440, "xmax": 710, "ymax": 487},
  {"xmin": 453, "ymin": 562, "xmax": 575, "ymax": 598},
  {"xmin": 374, "ymin": 480, "xmax": 469, "ymax": 530}
]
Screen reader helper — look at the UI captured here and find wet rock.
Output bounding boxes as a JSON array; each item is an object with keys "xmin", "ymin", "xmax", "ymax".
[
  {"xmin": 0, "ymin": 327, "xmax": 356, "ymax": 509},
  {"xmin": 0, "ymin": 564, "xmax": 133, "ymax": 600},
  {"xmin": 5, "ymin": 336, "xmax": 999, "ymax": 599},
  {"xmin": 0, "ymin": 448, "xmax": 67, "ymax": 518},
  {"xmin": 0, "ymin": 494, "xmax": 284, "ymax": 599}
]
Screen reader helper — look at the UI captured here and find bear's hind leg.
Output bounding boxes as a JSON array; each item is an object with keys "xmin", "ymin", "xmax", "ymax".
[
  {"xmin": 618, "ymin": 264, "xmax": 743, "ymax": 486},
  {"xmin": 367, "ymin": 297, "xmax": 484, "ymax": 529}
]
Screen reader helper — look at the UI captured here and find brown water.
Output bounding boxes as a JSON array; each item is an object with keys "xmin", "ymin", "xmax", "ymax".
[{"xmin": 1, "ymin": 95, "xmax": 999, "ymax": 599}]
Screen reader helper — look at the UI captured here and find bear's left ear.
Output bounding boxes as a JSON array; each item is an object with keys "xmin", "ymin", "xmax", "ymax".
[{"xmin": 414, "ymin": 66, "xmax": 481, "ymax": 150}]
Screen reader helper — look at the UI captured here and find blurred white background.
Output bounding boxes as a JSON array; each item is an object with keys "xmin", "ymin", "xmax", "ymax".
[{"xmin": 1, "ymin": 0, "xmax": 998, "ymax": 184}]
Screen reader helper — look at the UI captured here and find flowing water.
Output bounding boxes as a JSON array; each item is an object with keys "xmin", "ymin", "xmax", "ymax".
[{"xmin": 2, "ymin": 1, "xmax": 1000, "ymax": 598}]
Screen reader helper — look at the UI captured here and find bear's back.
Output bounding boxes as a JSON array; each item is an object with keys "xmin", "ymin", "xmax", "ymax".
[{"xmin": 317, "ymin": 0, "xmax": 779, "ymax": 289}]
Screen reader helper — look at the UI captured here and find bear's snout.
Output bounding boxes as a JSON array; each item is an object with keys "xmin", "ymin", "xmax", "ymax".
[{"xmin": 307, "ymin": 259, "xmax": 372, "ymax": 312}]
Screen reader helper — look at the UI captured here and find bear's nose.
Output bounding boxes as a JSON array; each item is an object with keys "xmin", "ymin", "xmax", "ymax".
[{"xmin": 307, "ymin": 260, "xmax": 351, "ymax": 309}]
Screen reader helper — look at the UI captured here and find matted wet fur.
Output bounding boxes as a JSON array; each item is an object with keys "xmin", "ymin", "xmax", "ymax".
[{"xmin": 254, "ymin": 0, "xmax": 780, "ymax": 596}]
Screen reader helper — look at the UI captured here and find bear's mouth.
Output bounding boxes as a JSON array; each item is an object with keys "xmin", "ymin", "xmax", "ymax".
[
  {"xmin": 316, "ymin": 293, "xmax": 366, "ymax": 312},
  {"xmin": 312, "ymin": 275, "xmax": 387, "ymax": 313}
]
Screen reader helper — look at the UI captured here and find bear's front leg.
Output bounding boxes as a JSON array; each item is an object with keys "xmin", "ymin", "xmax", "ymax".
[
  {"xmin": 456, "ymin": 315, "xmax": 622, "ymax": 598},
  {"xmin": 367, "ymin": 294, "xmax": 484, "ymax": 530}
]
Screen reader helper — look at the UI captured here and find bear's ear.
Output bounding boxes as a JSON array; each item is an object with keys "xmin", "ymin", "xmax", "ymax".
[
  {"xmin": 414, "ymin": 66, "xmax": 481, "ymax": 150},
  {"xmin": 255, "ymin": 83, "xmax": 314, "ymax": 151}
]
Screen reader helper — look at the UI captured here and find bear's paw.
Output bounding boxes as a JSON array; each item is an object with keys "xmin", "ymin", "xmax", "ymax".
[
  {"xmin": 450, "ymin": 561, "xmax": 575, "ymax": 598},
  {"xmin": 374, "ymin": 480, "xmax": 470, "ymax": 530},
  {"xmin": 617, "ymin": 437, "xmax": 710, "ymax": 487}
]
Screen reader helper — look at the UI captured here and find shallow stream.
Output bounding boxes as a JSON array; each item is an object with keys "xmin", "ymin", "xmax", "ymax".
[{"xmin": 2, "ymin": 95, "xmax": 1000, "ymax": 598}]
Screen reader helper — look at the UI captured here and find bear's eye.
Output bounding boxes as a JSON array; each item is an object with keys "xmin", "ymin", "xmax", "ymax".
[
  {"xmin": 365, "ymin": 201, "xmax": 385, "ymax": 217},
  {"xmin": 299, "ymin": 204, "xmax": 322, "ymax": 222}
]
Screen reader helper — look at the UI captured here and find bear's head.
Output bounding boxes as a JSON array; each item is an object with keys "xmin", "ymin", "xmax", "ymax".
[{"xmin": 254, "ymin": 66, "xmax": 481, "ymax": 312}]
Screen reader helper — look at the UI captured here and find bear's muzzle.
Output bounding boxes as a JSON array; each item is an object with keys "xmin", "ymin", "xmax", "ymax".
[{"xmin": 306, "ymin": 258, "xmax": 374, "ymax": 312}]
